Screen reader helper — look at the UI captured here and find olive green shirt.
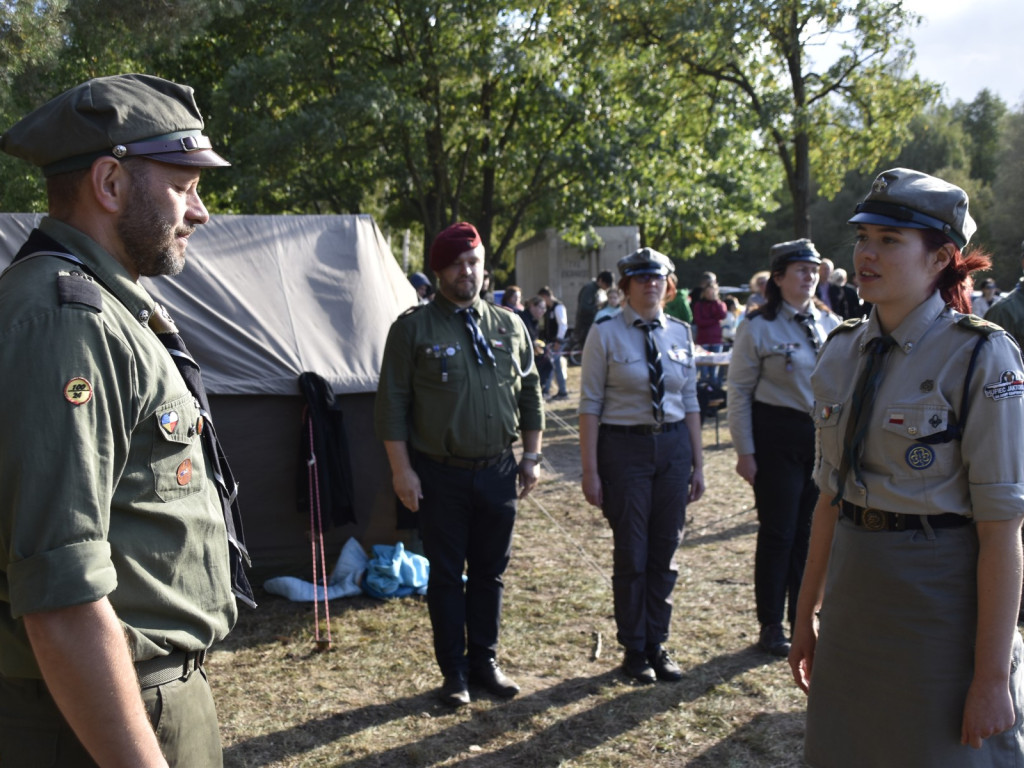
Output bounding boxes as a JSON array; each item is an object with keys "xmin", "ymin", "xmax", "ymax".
[
  {"xmin": 984, "ymin": 281, "xmax": 1024, "ymax": 349},
  {"xmin": 0, "ymin": 218, "xmax": 237, "ymax": 678},
  {"xmin": 375, "ymin": 295, "xmax": 543, "ymax": 458}
]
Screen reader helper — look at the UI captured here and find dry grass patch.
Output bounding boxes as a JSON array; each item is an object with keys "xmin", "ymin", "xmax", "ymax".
[{"xmin": 212, "ymin": 368, "xmax": 809, "ymax": 767}]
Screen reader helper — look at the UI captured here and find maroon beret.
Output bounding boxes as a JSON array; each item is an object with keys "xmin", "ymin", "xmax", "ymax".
[{"xmin": 430, "ymin": 222, "xmax": 481, "ymax": 271}]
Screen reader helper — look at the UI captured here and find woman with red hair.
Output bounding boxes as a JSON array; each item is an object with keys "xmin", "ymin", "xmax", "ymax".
[{"xmin": 790, "ymin": 168, "xmax": 1024, "ymax": 766}]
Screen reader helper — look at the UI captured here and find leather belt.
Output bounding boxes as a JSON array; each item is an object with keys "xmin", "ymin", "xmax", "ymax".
[
  {"xmin": 421, "ymin": 447, "xmax": 511, "ymax": 471},
  {"xmin": 601, "ymin": 421, "xmax": 683, "ymax": 436},
  {"xmin": 135, "ymin": 649, "xmax": 206, "ymax": 690},
  {"xmin": 840, "ymin": 501, "xmax": 970, "ymax": 532}
]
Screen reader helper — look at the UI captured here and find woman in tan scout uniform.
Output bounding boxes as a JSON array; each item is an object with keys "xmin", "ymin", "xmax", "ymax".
[{"xmin": 789, "ymin": 168, "xmax": 1024, "ymax": 766}]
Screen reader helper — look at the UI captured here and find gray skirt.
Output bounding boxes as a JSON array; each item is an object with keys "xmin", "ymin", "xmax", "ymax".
[{"xmin": 805, "ymin": 517, "xmax": 1024, "ymax": 768}]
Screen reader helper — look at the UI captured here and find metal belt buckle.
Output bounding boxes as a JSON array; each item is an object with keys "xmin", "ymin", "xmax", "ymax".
[
  {"xmin": 651, "ymin": 423, "xmax": 663, "ymax": 434},
  {"xmin": 861, "ymin": 507, "xmax": 887, "ymax": 531}
]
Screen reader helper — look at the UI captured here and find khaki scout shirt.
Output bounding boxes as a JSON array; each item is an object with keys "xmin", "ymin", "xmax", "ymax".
[
  {"xmin": 375, "ymin": 294, "xmax": 543, "ymax": 459},
  {"xmin": 0, "ymin": 218, "xmax": 237, "ymax": 678},
  {"xmin": 727, "ymin": 303, "xmax": 841, "ymax": 455},
  {"xmin": 578, "ymin": 304, "xmax": 699, "ymax": 425},
  {"xmin": 812, "ymin": 291, "xmax": 1024, "ymax": 521}
]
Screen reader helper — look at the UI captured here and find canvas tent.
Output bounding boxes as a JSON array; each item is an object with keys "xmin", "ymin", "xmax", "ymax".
[{"xmin": 0, "ymin": 213, "xmax": 417, "ymax": 577}]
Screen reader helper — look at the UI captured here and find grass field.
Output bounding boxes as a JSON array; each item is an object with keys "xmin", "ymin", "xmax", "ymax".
[{"xmin": 211, "ymin": 368, "xmax": 810, "ymax": 767}]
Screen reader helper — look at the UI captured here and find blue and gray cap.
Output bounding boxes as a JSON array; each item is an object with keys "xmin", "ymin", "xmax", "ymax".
[
  {"xmin": 1, "ymin": 73, "xmax": 230, "ymax": 177},
  {"xmin": 769, "ymin": 239, "xmax": 821, "ymax": 272},
  {"xmin": 617, "ymin": 247, "xmax": 675, "ymax": 278},
  {"xmin": 848, "ymin": 168, "xmax": 975, "ymax": 249}
]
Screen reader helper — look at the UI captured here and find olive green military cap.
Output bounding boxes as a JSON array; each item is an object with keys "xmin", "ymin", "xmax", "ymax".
[
  {"xmin": 848, "ymin": 167, "xmax": 975, "ymax": 249},
  {"xmin": 1, "ymin": 73, "xmax": 229, "ymax": 177}
]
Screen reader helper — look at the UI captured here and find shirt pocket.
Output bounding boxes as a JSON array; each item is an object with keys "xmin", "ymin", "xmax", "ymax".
[
  {"xmin": 664, "ymin": 344, "xmax": 694, "ymax": 391},
  {"xmin": 877, "ymin": 401, "xmax": 956, "ymax": 478},
  {"xmin": 150, "ymin": 394, "xmax": 206, "ymax": 501}
]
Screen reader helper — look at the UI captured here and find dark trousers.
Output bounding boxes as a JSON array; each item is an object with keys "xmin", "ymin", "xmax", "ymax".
[
  {"xmin": 415, "ymin": 451, "xmax": 518, "ymax": 676},
  {"xmin": 597, "ymin": 423, "xmax": 692, "ymax": 652},
  {"xmin": 751, "ymin": 402, "xmax": 816, "ymax": 628},
  {"xmin": 0, "ymin": 665, "xmax": 222, "ymax": 767}
]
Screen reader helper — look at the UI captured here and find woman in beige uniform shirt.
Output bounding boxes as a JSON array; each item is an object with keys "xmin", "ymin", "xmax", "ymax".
[{"xmin": 789, "ymin": 168, "xmax": 1024, "ymax": 766}]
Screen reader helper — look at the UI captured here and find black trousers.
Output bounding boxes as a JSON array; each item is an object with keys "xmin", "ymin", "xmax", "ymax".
[
  {"xmin": 414, "ymin": 451, "xmax": 518, "ymax": 676},
  {"xmin": 751, "ymin": 402, "xmax": 816, "ymax": 628},
  {"xmin": 597, "ymin": 423, "xmax": 692, "ymax": 652}
]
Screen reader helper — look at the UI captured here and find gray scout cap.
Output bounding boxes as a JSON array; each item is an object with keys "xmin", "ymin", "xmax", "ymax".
[
  {"xmin": 1, "ymin": 73, "xmax": 229, "ymax": 177},
  {"xmin": 769, "ymin": 238, "xmax": 821, "ymax": 272},
  {"xmin": 617, "ymin": 247, "xmax": 675, "ymax": 278},
  {"xmin": 848, "ymin": 168, "xmax": 976, "ymax": 249}
]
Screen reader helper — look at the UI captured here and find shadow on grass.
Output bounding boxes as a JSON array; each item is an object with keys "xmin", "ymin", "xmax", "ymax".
[
  {"xmin": 224, "ymin": 645, "xmax": 771, "ymax": 767},
  {"xmin": 683, "ymin": 518, "xmax": 759, "ymax": 549},
  {"xmin": 686, "ymin": 710, "xmax": 806, "ymax": 767}
]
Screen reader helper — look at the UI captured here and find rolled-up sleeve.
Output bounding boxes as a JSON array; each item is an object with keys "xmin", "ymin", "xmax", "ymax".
[{"xmin": 965, "ymin": 333, "xmax": 1024, "ymax": 521}]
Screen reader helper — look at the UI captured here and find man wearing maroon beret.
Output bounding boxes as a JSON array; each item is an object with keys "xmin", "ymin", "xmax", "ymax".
[{"xmin": 375, "ymin": 222, "xmax": 544, "ymax": 706}]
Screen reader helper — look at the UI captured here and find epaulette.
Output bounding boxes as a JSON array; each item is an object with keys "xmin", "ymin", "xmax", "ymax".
[
  {"xmin": 826, "ymin": 316, "xmax": 866, "ymax": 339},
  {"xmin": 399, "ymin": 303, "xmax": 427, "ymax": 317},
  {"xmin": 57, "ymin": 270, "xmax": 102, "ymax": 312},
  {"xmin": 666, "ymin": 315, "xmax": 688, "ymax": 326},
  {"xmin": 595, "ymin": 314, "xmax": 615, "ymax": 324},
  {"xmin": 956, "ymin": 314, "xmax": 1000, "ymax": 336}
]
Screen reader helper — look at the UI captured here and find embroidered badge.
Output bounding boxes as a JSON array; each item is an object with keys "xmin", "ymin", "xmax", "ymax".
[
  {"xmin": 983, "ymin": 370, "xmax": 1024, "ymax": 401},
  {"xmin": 920, "ymin": 380, "xmax": 934, "ymax": 392},
  {"xmin": 888, "ymin": 412, "xmax": 904, "ymax": 425},
  {"xmin": 872, "ymin": 177, "xmax": 889, "ymax": 194},
  {"xmin": 491, "ymin": 339, "xmax": 506, "ymax": 349},
  {"xmin": 160, "ymin": 411, "xmax": 179, "ymax": 434},
  {"xmin": 928, "ymin": 413, "xmax": 943, "ymax": 429},
  {"xmin": 176, "ymin": 459, "xmax": 193, "ymax": 486},
  {"xmin": 905, "ymin": 444, "xmax": 934, "ymax": 470},
  {"xmin": 64, "ymin": 377, "xmax": 93, "ymax": 405}
]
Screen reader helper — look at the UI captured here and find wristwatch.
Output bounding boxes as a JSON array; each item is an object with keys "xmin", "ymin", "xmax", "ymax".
[{"xmin": 521, "ymin": 452, "xmax": 543, "ymax": 463}]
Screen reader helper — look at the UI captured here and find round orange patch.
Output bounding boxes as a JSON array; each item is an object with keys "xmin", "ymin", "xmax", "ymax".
[
  {"xmin": 176, "ymin": 459, "xmax": 193, "ymax": 486},
  {"xmin": 64, "ymin": 377, "xmax": 93, "ymax": 405}
]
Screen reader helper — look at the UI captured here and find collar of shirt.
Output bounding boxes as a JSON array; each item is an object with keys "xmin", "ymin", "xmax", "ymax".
[
  {"xmin": 861, "ymin": 290, "xmax": 946, "ymax": 356},
  {"xmin": 621, "ymin": 302, "xmax": 667, "ymax": 329},
  {"xmin": 432, "ymin": 292, "xmax": 484, "ymax": 318},
  {"xmin": 780, "ymin": 301, "xmax": 817, "ymax": 322},
  {"xmin": 39, "ymin": 215, "xmax": 157, "ymax": 323}
]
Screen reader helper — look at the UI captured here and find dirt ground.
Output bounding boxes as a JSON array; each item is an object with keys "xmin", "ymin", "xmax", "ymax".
[{"xmin": 211, "ymin": 366, "xmax": 810, "ymax": 767}]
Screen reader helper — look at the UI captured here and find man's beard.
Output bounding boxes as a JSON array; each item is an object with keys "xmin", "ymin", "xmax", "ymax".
[{"xmin": 116, "ymin": 173, "xmax": 192, "ymax": 277}]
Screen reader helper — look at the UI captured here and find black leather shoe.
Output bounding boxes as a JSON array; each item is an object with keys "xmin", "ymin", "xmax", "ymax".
[
  {"xmin": 469, "ymin": 660, "xmax": 520, "ymax": 698},
  {"xmin": 439, "ymin": 671, "xmax": 470, "ymax": 707},
  {"xmin": 622, "ymin": 650, "xmax": 656, "ymax": 684},
  {"xmin": 758, "ymin": 623, "xmax": 791, "ymax": 658},
  {"xmin": 647, "ymin": 646, "xmax": 683, "ymax": 682}
]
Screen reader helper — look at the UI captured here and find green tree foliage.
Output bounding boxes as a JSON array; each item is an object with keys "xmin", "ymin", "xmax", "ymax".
[
  {"xmin": 611, "ymin": 0, "xmax": 939, "ymax": 239},
  {"xmin": 990, "ymin": 109, "xmax": 1024, "ymax": 276},
  {"xmin": 166, "ymin": 1, "xmax": 784, "ymax": 273},
  {"xmin": 950, "ymin": 89, "xmax": 1007, "ymax": 185}
]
